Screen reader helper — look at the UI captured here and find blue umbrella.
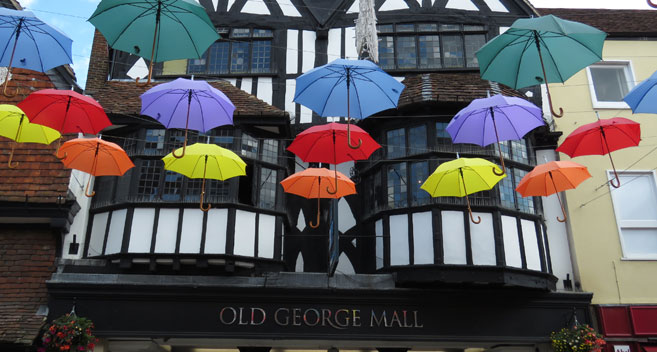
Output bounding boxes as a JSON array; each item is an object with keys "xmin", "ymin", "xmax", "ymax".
[
  {"xmin": 446, "ymin": 94, "xmax": 544, "ymax": 175},
  {"xmin": 623, "ymin": 70, "xmax": 657, "ymax": 114},
  {"xmin": 0, "ymin": 8, "xmax": 73, "ymax": 96},
  {"xmin": 294, "ymin": 58, "xmax": 404, "ymax": 149}
]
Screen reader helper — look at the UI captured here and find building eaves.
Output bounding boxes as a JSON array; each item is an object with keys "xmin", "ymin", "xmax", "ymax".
[{"xmin": 537, "ymin": 8, "xmax": 657, "ymax": 38}]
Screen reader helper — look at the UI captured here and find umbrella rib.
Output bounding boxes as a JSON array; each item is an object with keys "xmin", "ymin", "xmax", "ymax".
[
  {"xmin": 513, "ymin": 36, "xmax": 535, "ymax": 89},
  {"xmin": 318, "ymin": 75, "xmax": 347, "ymax": 117},
  {"xmin": 162, "ymin": 3, "xmax": 206, "ymax": 58},
  {"xmin": 0, "ymin": 23, "xmax": 18, "ymax": 65},
  {"xmin": 293, "ymin": 70, "xmax": 343, "ymax": 102},
  {"xmin": 496, "ymin": 107, "xmax": 523, "ymax": 140},
  {"xmin": 535, "ymin": 34, "xmax": 566, "ymax": 83},
  {"xmin": 166, "ymin": 92, "xmax": 190, "ymax": 128},
  {"xmin": 349, "ymin": 69, "xmax": 399, "ymax": 115},
  {"xmin": 100, "ymin": 3, "xmax": 157, "ymax": 49},
  {"xmin": 200, "ymin": 89, "xmax": 234, "ymax": 128},
  {"xmin": 23, "ymin": 23, "xmax": 73, "ymax": 69},
  {"xmin": 478, "ymin": 31, "xmax": 530, "ymax": 83}
]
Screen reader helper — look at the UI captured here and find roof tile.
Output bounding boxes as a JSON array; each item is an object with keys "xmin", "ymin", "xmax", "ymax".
[{"xmin": 537, "ymin": 8, "xmax": 657, "ymax": 36}]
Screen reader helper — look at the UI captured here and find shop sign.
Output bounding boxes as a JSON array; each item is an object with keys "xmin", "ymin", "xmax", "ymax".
[{"xmin": 614, "ymin": 345, "xmax": 631, "ymax": 352}]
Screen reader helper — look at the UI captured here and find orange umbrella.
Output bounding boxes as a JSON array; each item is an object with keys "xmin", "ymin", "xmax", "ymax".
[
  {"xmin": 515, "ymin": 161, "xmax": 591, "ymax": 223},
  {"xmin": 58, "ymin": 137, "xmax": 134, "ymax": 197},
  {"xmin": 280, "ymin": 167, "xmax": 356, "ymax": 228}
]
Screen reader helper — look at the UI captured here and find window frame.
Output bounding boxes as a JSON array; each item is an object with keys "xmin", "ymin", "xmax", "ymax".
[
  {"xmin": 608, "ymin": 170, "xmax": 657, "ymax": 260},
  {"xmin": 585, "ymin": 60, "xmax": 635, "ymax": 109}
]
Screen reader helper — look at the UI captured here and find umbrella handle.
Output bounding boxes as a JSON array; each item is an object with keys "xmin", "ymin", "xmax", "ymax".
[
  {"xmin": 460, "ymin": 171, "xmax": 481, "ymax": 224},
  {"xmin": 549, "ymin": 172, "xmax": 567, "ymax": 223},
  {"xmin": 7, "ymin": 143, "xmax": 18, "ymax": 168},
  {"xmin": 172, "ymin": 133, "xmax": 189, "ymax": 159},
  {"xmin": 134, "ymin": 62, "xmax": 154, "ymax": 87},
  {"xmin": 649, "ymin": 0, "xmax": 657, "ymax": 8},
  {"xmin": 2, "ymin": 76, "xmax": 18, "ymax": 98},
  {"xmin": 326, "ymin": 169, "xmax": 338, "ymax": 194},
  {"xmin": 135, "ymin": 8, "xmax": 158, "ymax": 88},
  {"xmin": 84, "ymin": 175, "xmax": 96, "ymax": 197},
  {"xmin": 309, "ymin": 196, "xmax": 320, "ymax": 228},
  {"xmin": 54, "ymin": 138, "xmax": 68, "ymax": 160},
  {"xmin": 200, "ymin": 158, "xmax": 211, "ymax": 211},
  {"xmin": 492, "ymin": 125, "xmax": 506, "ymax": 176},
  {"xmin": 347, "ymin": 120, "xmax": 362, "ymax": 149},
  {"xmin": 534, "ymin": 33, "xmax": 564, "ymax": 118},
  {"xmin": 606, "ymin": 141, "xmax": 622, "ymax": 189}
]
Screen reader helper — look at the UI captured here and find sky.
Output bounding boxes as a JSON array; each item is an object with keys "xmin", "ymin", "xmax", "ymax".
[{"xmin": 15, "ymin": 0, "xmax": 655, "ymax": 90}]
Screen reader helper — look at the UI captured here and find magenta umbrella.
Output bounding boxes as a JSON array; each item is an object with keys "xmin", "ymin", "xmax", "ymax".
[{"xmin": 140, "ymin": 78, "xmax": 235, "ymax": 158}]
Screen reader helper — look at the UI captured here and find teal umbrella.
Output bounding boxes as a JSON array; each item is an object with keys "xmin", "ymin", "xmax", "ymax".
[
  {"xmin": 89, "ymin": 0, "xmax": 219, "ymax": 85},
  {"xmin": 476, "ymin": 15, "xmax": 606, "ymax": 118}
]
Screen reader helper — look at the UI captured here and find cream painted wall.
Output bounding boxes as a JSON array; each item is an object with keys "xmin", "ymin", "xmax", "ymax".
[
  {"xmin": 549, "ymin": 39, "xmax": 657, "ymax": 304},
  {"xmin": 163, "ymin": 59, "xmax": 188, "ymax": 75}
]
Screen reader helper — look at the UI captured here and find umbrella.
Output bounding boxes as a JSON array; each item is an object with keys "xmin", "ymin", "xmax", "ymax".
[
  {"xmin": 140, "ymin": 78, "xmax": 235, "ymax": 158},
  {"xmin": 294, "ymin": 58, "xmax": 404, "ymax": 149},
  {"xmin": 280, "ymin": 167, "xmax": 356, "ymax": 228},
  {"xmin": 89, "ymin": 0, "xmax": 220, "ymax": 86},
  {"xmin": 623, "ymin": 69, "xmax": 657, "ymax": 114},
  {"xmin": 515, "ymin": 161, "xmax": 591, "ymax": 222},
  {"xmin": 476, "ymin": 15, "xmax": 607, "ymax": 118},
  {"xmin": 0, "ymin": 104, "xmax": 60, "ymax": 168},
  {"xmin": 446, "ymin": 94, "xmax": 544, "ymax": 175},
  {"xmin": 0, "ymin": 8, "xmax": 73, "ymax": 96},
  {"xmin": 58, "ymin": 137, "xmax": 134, "ymax": 197},
  {"xmin": 556, "ymin": 113, "xmax": 640, "ymax": 188},
  {"xmin": 421, "ymin": 157, "xmax": 505, "ymax": 224},
  {"xmin": 287, "ymin": 122, "xmax": 380, "ymax": 193},
  {"xmin": 162, "ymin": 143, "xmax": 246, "ymax": 211}
]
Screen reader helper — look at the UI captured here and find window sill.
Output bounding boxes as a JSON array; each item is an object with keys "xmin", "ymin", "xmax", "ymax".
[
  {"xmin": 591, "ymin": 101, "xmax": 631, "ymax": 109},
  {"xmin": 620, "ymin": 257, "xmax": 657, "ymax": 261}
]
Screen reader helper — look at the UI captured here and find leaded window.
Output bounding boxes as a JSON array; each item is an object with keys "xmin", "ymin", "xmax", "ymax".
[
  {"xmin": 259, "ymin": 167, "xmax": 277, "ymax": 209},
  {"xmin": 387, "ymin": 128, "xmax": 406, "ymax": 158},
  {"xmin": 388, "ymin": 163, "xmax": 408, "ymax": 208}
]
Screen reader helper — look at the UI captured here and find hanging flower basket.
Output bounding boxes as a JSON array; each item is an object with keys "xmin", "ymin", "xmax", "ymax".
[
  {"xmin": 551, "ymin": 323, "xmax": 606, "ymax": 352},
  {"xmin": 39, "ymin": 313, "xmax": 98, "ymax": 352}
]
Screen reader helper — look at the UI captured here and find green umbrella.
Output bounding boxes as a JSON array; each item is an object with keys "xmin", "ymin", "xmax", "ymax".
[
  {"xmin": 89, "ymin": 0, "xmax": 220, "ymax": 85},
  {"xmin": 476, "ymin": 15, "xmax": 606, "ymax": 117}
]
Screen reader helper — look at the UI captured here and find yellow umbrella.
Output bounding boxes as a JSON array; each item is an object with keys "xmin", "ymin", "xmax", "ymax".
[
  {"xmin": 162, "ymin": 143, "xmax": 246, "ymax": 211},
  {"xmin": 0, "ymin": 104, "xmax": 60, "ymax": 168},
  {"xmin": 421, "ymin": 157, "xmax": 506, "ymax": 224}
]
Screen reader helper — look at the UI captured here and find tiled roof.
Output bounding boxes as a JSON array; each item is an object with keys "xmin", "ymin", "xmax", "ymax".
[
  {"xmin": 537, "ymin": 8, "xmax": 657, "ymax": 36},
  {"xmin": 398, "ymin": 72, "xmax": 526, "ymax": 108}
]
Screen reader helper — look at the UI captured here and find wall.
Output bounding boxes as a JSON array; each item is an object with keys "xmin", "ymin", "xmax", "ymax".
[{"xmin": 550, "ymin": 39, "xmax": 657, "ymax": 304}]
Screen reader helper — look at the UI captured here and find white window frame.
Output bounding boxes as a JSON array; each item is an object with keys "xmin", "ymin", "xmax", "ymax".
[
  {"xmin": 608, "ymin": 170, "xmax": 657, "ymax": 260},
  {"xmin": 586, "ymin": 60, "xmax": 635, "ymax": 109}
]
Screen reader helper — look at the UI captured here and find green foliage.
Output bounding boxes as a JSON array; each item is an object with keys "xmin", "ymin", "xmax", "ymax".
[
  {"xmin": 39, "ymin": 314, "xmax": 97, "ymax": 352},
  {"xmin": 551, "ymin": 324, "xmax": 606, "ymax": 352}
]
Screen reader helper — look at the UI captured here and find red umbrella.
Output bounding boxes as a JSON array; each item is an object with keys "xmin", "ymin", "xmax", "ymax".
[
  {"xmin": 287, "ymin": 122, "xmax": 380, "ymax": 194},
  {"xmin": 556, "ymin": 115, "xmax": 640, "ymax": 188}
]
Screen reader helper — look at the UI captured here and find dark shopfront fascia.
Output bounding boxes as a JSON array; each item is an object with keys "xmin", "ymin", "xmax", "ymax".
[
  {"xmin": 597, "ymin": 306, "xmax": 657, "ymax": 352},
  {"xmin": 47, "ymin": 271, "xmax": 593, "ymax": 352}
]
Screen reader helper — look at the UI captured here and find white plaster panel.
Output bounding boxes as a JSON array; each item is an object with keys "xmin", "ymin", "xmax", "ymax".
[
  {"xmin": 234, "ymin": 210, "xmax": 256, "ymax": 256},
  {"xmin": 87, "ymin": 212, "xmax": 108, "ymax": 257},
  {"xmin": 205, "ymin": 208, "xmax": 228, "ymax": 254},
  {"xmin": 179, "ymin": 209, "xmax": 204, "ymax": 253},
  {"xmin": 376, "ymin": 219, "xmax": 384, "ymax": 269},
  {"xmin": 211, "ymin": 0, "xmax": 219, "ymax": 11},
  {"xmin": 286, "ymin": 30, "xmax": 299, "ymax": 74},
  {"xmin": 227, "ymin": 0, "xmax": 236, "ymax": 11},
  {"xmin": 483, "ymin": 0, "xmax": 508, "ymax": 12},
  {"xmin": 336, "ymin": 252, "xmax": 355, "ymax": 274},
  {"xmin": 302, "ymin": 31, "xmax": 316, "ymax": 73},
  {"xmin": 226, "ymin": 78, "xmax": 237, "ymax": 87},
  {"xmin": 128, "ymin": 208, "xmax": 155, "ymax": 253},
  {"xmin": 501, "ymin": 215, "xmax": 522, "ymax": 268},
  {"xmin": 300, "ymin": 105, "xmax": 313, "ymax": 123},
  {"xmin": 285, "ymin": 79, "xmax": 296, "ymax": 118},
  {"xmin": 412, "ymin": 212, "xmax": 434, "ymax": 264},
  {"xmin": 389, "ymin": 214, "xmax": 409, "ymax": 265},
  {"xmin": 155, "ymin": 209, "xmax": 179, "ymax": 253},
  {"xmin": 328, "ymin": 28, "xmax": 342, "ymax": 61},
  {"xmin": 277, "ymin": 0, "xmax": 301, "ymax": 16},
  {"xmin": 241, "ymin": 0, "xmax": 270, "ymax": 14},
  {"xmin": 258, "ymin": 214, "xmax": 276, "ymax": 258},
  {"xmin": 470, "ymin": 212, "xmax": 496, "ymax": 265},
  {"xmin": 257, "ymin": 77, "xmax": 273, "ymax": 105},
  {"xmin": 499, "ymin": 26, "xmax": 510, "ymax": 34},
  {"xmin": 295, "ymin": 252, "xmax": 304, "ymax": 272},
  {"xmin": 338, "ymin": 198, "xmax": 356, "ymax": 233},
  {"xmin": 522, "ymin": 219, "xmax": 541, "ymax": 271},
  {"xmin": 446, "ymin": 0, "xmax": 478, "ymax": 11},
  {"xmin": 379, "ymin": 0, "xmax": 409, "ymax": 11},
  {"xmin": 442, "ymin": 210, "xmax": 466, "ymax": 264},
  {"xmin": 240, "ymin": 78, "xmax": 252, "ymax": 94},
  {"xmin": 347, "ymin": 0, "xmax": 359, "ymax": 13},
  {"xmin": 105, "ymin": 209, "xmax": 127, "ymax": 255},
  {"xmin": 345, "ymin": 27, "xmax": 357, "ymax": 60},
  {"xmin": 66, "ymin": 170, "xmax": 93, "ymax": 259}
]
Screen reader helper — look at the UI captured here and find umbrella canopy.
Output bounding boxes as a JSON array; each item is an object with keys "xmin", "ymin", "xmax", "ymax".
[
  {"xmin": 141, "ymin": 78, "xmax": 235, "ymax": 158},
  {"xmin": 446, "ymin": 94, "xmax": 544, "ymax": 175},
  {"xmin": 89, "ymin": 0, "xmax": 220, "ymax": 85},
  {"xmin": 17, "ymin": 89, "xmax": 111, "ymax": 135},
  {"xmin": 58, "ymin": 137, "xmax": 134, "ymax": 197},
  {"xmin": 421, "ymin": 157, "xmax": 505, "ymax": 223},
  {"xmin": 280, "ymin": 167, "xmax": 356, "ymax": 228},
  {"xmin": 294, "ymin": 59, "xmax": 404, "ymax": 148},
  {"xmin": 623, "ymin": 70, "xmax": 657, "ymax": 114},
  {"xmin": 0, "ymin": 8, "xmax": 73, "ymax": 96},
  {"xmin": 0, "ymin": 104, "xmax": 60, "ymax": 168},
  {"xmin": 162, "ymin": 143, "xmax": 246, "ymax": 211},
  {"xmin": 515, "ymin": 160, "xmax": 591, "ymax": 222},
  {"xmin": 556, "ymin": 116, "xmax": 640, "ymax": 188},
  {"xmin": 476, "ymin": 15, "xmax": 606, "ymax": 117}
]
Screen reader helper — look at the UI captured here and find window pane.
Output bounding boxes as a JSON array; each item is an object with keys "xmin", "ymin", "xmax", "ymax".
[
  {"xmin": 241, "ymin": 133, "xmax": 259, "ymax": 159},
  {"xmin": 514, "ymin": 168, "xmax": 534, "ymax": 213},
  {"xmin": 439, "ymin": 24, "xmax": 460, "ymax": 31},
  {"xmin": 231, "ymin": 28, "xmax": 250, "ymax": 38},
  {"xmin": 387, "ymin": 128, "xmax": 406, "ymax": 158},
  {"xmin": 231, "ymin": 42, "xmax": 250, "ymax": 73},
  {"xmin": 436, "ymin": 122, "xmax": 450, "ymax": 138},
  {"xmin": 442, "ymin": 35, "xmax": 464, "ymax": 67},
  {"xmin": 387, "ymin": 163, "xmax": 407, "ymax": 208},
  {"xmin": 396, "ymin": 36, "xmax": 417, "ymax": 69},
  {"xmin": 259, "ymin": 168, "xmax": 277, "ymax": 209},
  {"xmin": 410, "ymin": 161, "xmax": 430, "ymax": 206},
  {"xmin": 621, "ymin": 228, "xmax": 657, "ymax": 257},
  {"xmin": 409, "ymin": 125, "xmax": 427, "ymax": 155},
  {"xmin": 590, "ymin": 66, "xmax": 629, "ymax": 102},
  {"xmin": 613, "ymin": 173, "xmax": 657, "ymax": 221},
  {"xmin": 397, "ymin": 24, "xmax": 415, "ymax": 32},
  {"xmin": 137, "ymin": 160, "xmax": 161, "ymax": 200},
  {"xmin": 162, "ymin": 170, "xmax": 182, "ymax": 201},
  {"xmin": 377, "ymin": 24, "xmax": 394, "ymax": 33},
  {"xmin": 464, "ymin": 25, "xmax": 485, "ymax": 31},
  {"xmin": 511, "ymin": 139, "xmax": 529, "ymax": 163},
  {"xmin": 251, "ymin": 40, "xmax": 271, "ymax": 73},
  {"xmin": 498, "ymin": 169, "xmax": 515, "ymax": 209},
  {"xmin": 144, "ymin": 129, "xmax": 165, "ymax": 155},
  {"xmin": 188, "ymin": 56, "xmax": 207, "ymax": 74},
  {"xmin": 207, "ymin": 42, "xmax": 230, "ymax": 74},
  {"xmin": 419, "ymin": 35, "xmax": 441, "ymax": 68},
  {"xmin": 199, "ymin": 128, "xmax": 234, "ymax": 149},
  {"xmin": 373, "ymin": 171, "xmax": 384, "ymax": 209},
  {"xmin": 261, "ymin": 139, "xmax": 279, "ymax": 164},
  {"xmin": 378, "ymin": 36, "xmax": 395, "ymax": 69},
  {"xmin": 253, "ymin": 29, "xmax": 273, "ymax": 37},
  {"xmin": 418, "ymin": 23, "xmax": 437, "ymax": 32},
  {"xmin": 187, "ymin": 178, "xmax": 231, "ymax": 202},
  {"xmin": 465, "ymin": 34, "xmax": 486, "ymax": 67},
  {"xmin": 167, "ymin": 130, "xmax": 189, "ymax": 151}
]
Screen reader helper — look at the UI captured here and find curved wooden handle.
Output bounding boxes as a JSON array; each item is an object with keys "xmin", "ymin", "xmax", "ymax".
[
  {"xmin": 326, "ymin": 169, "xmax": 338, "ymax": 195},
  {"xmin": 84, "ymin": 175, "xmax": 96, "ymax": 197},
  {"xmin": 309, "ymin": 197, "xmax": 320, "ymax": 228},
  {"xmin": 347, "ymin": 122, "xmax": 362, "ymax": 149}
]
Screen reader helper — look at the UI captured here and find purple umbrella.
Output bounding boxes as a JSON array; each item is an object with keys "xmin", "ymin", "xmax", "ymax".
[
  {"xmin": 446, "ymin": 94, "xmax": 544, "ymax": 175},
  {"xmin": 140, "ymin": 78, "xmax": 235, "ymax": 158}
]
